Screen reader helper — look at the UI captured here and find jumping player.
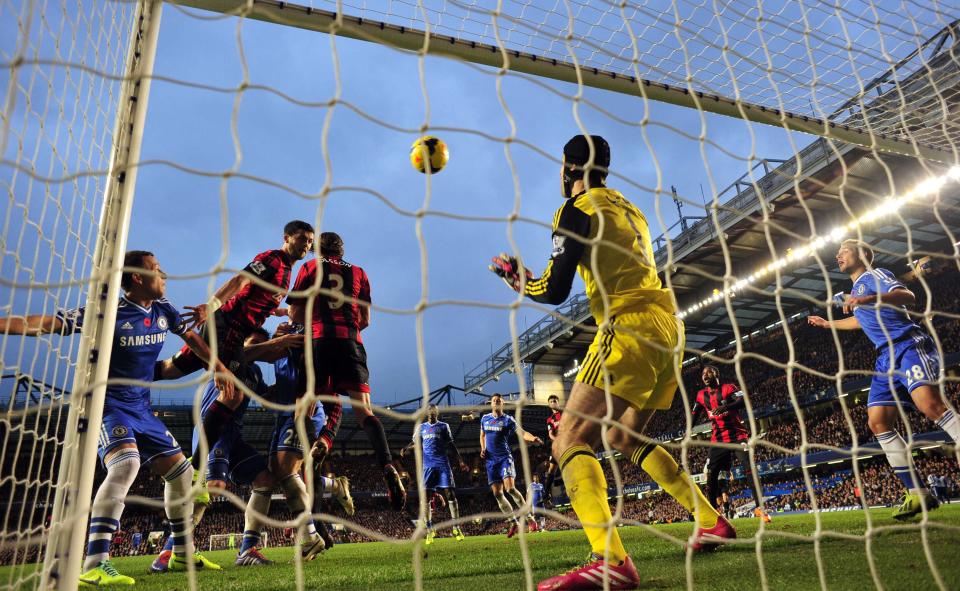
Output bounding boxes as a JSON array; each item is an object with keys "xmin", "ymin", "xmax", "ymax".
[
  {"xmin": 543, "ymin": 394, "xmax": 563, "ymax": 506},
  {"xmin": 693, "ymin": 365, "xmax": 770, "ymax": 522},
  {"xmin": 401, "ymin": 404, "xmax": 469, "ymax": 543},
  {"xmin": 0, "ymin": 251, "xmax": 231, "ymax": 586},
  {"xmin": 165, "ymin": 220, "xmax": 315, "ymax": 463},
  {"xmin": 480, "ymin": 394, "xmax": 542, "ymax": 538},
  {"xmin": 288, "ymin": 231, "xmax": 406, "ymax": 511},
  {"xmin": 491, "ymin": 135, "xmax": 731, "ymax": 590},
  {"xmin": 808, "ymin": 239, "xmax": 960, "ymax": 520}
]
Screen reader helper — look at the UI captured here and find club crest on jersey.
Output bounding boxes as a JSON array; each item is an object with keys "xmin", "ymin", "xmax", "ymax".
[
  {"xmin": 551, "ymin": 235, "xmax": 566, "ymax": 258},
  {"xmin": 857, "ymin": 284, "xmax": 865, "ymax": 295},
  {"xmin": 120, "ymin": 321, "xmax": 134, "ymax": 330},
  {"xmin": 157, "ymin": 316, "xmax": 168, "ymax": 330},
  {"xmin": 214, "ymin": 448, "xmax": 224, "ymax": 458},
  {"xmin": 112, "ymin": 425, "xmax": 128, "ymax": 437}
]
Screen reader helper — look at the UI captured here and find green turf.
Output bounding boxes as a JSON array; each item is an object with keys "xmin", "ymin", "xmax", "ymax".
[{"xmin": 6, "ymin": 506, "xmax": 960, "ymax": 590}]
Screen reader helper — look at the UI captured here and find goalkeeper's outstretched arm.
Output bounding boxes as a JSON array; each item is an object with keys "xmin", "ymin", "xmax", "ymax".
[{"xmin": 524, "ymin": 201, "xmax": 590, "ymax": 305}]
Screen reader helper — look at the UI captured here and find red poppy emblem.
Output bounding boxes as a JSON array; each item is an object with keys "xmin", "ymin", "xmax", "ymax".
[{"xmin": 144, "ymin": 318, "xmax": 151, "ymax": 327}]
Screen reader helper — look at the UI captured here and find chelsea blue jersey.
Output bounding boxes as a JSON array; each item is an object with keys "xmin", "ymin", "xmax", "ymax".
[
  {"xmin": 272, "ymin": 353, "xmax": 300, "ymax": 408},
  {"xmin": 851, "ymin": 268, "xmax": 918, "ymax": 348},
  {"xmin": 57, "ymin": 296, "xmax": 185, "ymax": 407},
  {"xmin": 481, "ymin": 413, "xmax": 516, "ymax": 461},
  {"xmin": 416, "ymin": 421, "xmax": 454, "ymax": 468},
  {"xmin": 530, "ymin": 481, "xmax": 544, "ymax": 506}
]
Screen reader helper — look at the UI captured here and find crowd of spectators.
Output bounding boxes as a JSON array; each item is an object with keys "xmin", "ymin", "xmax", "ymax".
[{"xmin": 5, "ymin": 267, "xmax": 959, "ymax": 567}]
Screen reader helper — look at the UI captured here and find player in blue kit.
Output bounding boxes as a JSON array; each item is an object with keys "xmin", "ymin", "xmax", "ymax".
[
  {"xmin": 401, "ymin": 404, "xmax": 469, "ymax": 543},
  {"xmin": 0, "ymin": 251, "xmax": 233, "ymax": 586},
  {"xmin": 809, "ymin": 240, "xmax": 960, "ymax": 520},
  {"xmin": 530, "ymin": 474, "xmax": 546, "ymax": 531},
  {"xmin": 480, "ymin": 394, "xmax": 543, "ymax": 538}
]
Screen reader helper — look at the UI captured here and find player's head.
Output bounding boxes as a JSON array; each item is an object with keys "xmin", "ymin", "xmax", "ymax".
[
  {"xmin": 245, "ymin": 327, "xmax": 270, "ymax": 347},
  {"xmin": 427, "ymin": 403, "xmax": 439, "ymax": 423},
  {"xmin": 548, "ymin": 394, "xmax": 561, "ymax": 411},
  {"xmin": 533, "ymin": 473, "xmax": 540, "ymax": 483},
  {"xmin": 121, "ymin": 250, "xmax": 165, "ymax": 299},
  {"xmin": 320, "ymin": 232, "xmax": 345, "ymax": 258},
  {"xmin": 490, "ymin": 393, "xmax": 504, "ymax": 414},
  {"xmin": 561, "ymin": 135, "xmax": 610, "ymax": 199},
  {"xmin": 701, "ymin": 364, "xmax": 720, "ymax": 387},
  {"xmin": 837, "ymin": 239, "xmax": 873, "ymax": 274},
  {"xmin": 283, "ymin": 220, "xmax": 315, "ymax": 261}
]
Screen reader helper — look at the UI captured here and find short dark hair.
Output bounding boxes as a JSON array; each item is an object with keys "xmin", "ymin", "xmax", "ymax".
[
  {"xmin": 841, "ymin": 239, "xmax": 874, "ymax": 266},
  {"xmin": 547, "ymin": 395, "xmax": 560, "ymax": 402},
  {"xmin": 564, "ymin": 134, "xmax": 610, "ymax": 187},
  {"xmin": 284, "ymin": 220, "xmax": 314, "ymax": 236},
  {"xmin": 121, "ymin": 250, "xmax": 154, "ymax": 290},
  {"xmin": 320, "ymin": 232, "xmax": 344, "ymax": 258},
  {"xmin": 490, "ymin": 394, "xmax": 503, "ymax": 401},
  {"xmin": 702, "ymin": 364, "xmax": 720, "ymax": 375}
]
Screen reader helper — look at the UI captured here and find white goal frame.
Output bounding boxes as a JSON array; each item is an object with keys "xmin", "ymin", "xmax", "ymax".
[{"xmin": 38, "ymin": 2, "xmax": 165, "ymax": 589}]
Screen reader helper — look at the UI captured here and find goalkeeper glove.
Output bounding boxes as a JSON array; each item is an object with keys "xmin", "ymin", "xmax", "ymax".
[{"xmin": 489, "ymin": 253, "xmax": 533, "ymax": 293}]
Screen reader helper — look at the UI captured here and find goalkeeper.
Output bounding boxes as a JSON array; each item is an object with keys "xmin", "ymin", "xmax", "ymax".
[{"xmin": 491, "ymin": 135, "xmax": 732, "ymax": 591}]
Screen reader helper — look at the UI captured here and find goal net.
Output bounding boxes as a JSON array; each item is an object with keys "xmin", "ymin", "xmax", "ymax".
[{"xmin": 2, "ymin": 0, "xmax": 959, "ymax": 590}]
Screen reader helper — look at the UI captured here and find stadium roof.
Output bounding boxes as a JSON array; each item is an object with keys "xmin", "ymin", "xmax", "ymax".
[{"xmin": 464, "ymin": 22, "xmax": 960, "ymax": 392}]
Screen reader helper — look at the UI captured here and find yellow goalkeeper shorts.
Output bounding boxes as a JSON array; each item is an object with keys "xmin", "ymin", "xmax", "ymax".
[{"xmin": 575, "ymin": 307, "xmax": 684, "ymax": 411}]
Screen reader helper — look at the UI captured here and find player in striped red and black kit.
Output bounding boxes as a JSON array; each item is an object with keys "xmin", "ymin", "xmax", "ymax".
[
  {"xmin": 288, "ymin": 232, "xmax": 407, "ymax": 511},
  {"xmin": 162, "ymin": 220, "xmax": 315, "ymax": 464},
  {"xmin": 542, "ymin": 394, "xmax": 563, "ymax": 506},
  {"xmin": 693, "ymin": 365, "xmax": 770, "ymax": 522}
]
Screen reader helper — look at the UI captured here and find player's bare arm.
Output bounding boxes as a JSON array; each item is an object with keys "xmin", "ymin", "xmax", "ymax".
[
  {"xmin": 808, "ymin": 315, "xmax": 861, "ymax": 330},
  {"xmin": 518, "ymin": 428, "xmax": 543, "ymax": 446},
  {"xmin": 399, "ymin": 440, "xmax": 416, "ymax": 458},
  {"xmin": 184, "ymin": 273, "xmax": 251, "ymax": 329},
  {"xmin": 242, "ymin": 333, "xmax": 304, "ymax": 364},
  {"xmin": 0, "ymin": 314, "xmax": 66, "ymax": 336}
]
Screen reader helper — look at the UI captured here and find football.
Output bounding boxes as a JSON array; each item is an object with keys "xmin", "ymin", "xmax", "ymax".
[{"xmin": 410, "ymin": 135, "xmax": 449, "ymax": 174}]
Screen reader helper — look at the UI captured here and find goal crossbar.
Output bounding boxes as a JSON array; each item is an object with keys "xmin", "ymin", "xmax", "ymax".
[{"xmin": 170, "ymin": 0, "xmax": 955, "ymax": 164}]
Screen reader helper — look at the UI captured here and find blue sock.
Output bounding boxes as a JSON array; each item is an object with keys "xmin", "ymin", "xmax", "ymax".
[
  {"xmin": 239, "ymin": 530, "xmax": 260, "ymax": 554},
  {"xmin": 163, "ymin": 534, "xmax": 174, "ymax": 552}
]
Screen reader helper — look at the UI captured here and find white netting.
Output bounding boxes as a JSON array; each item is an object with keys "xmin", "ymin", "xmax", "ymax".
[
  {"xmin": 0, "ymin": 0, "xmax": 135, "ymax": 588},
  {"xmin": 2, "ymin": 0, "xmax": 960, "ymax": 590}
]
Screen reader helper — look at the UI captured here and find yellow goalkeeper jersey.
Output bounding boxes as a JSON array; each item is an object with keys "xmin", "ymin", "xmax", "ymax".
[{"xmin": 524, "ymin": 187, "xmax": 674, "ymax": 322}]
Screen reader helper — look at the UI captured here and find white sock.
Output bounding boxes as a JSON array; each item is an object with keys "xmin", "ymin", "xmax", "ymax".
[
  {"xmin": 163, "ymin": 457, "xmax": 195, "ymax": 557},
  {"xmin": 84, "ymin": 450, "xmax": 139, "ymax": 571},
  {"xmin": 936, "ymin": 409, "xmax": 960, "ymax": 443},
  {"xmin": 507, "ymin": 488, "xmax": 533, "ymax": 520},
  {"xmin": 281, "ymin": 474, "xmax": 317, "ymax": 537},
  {"xmin": 877, "ymin": 431, "xmax": 922, "ymax": 492},
  {"xmin": 318, "ymin": 475, "xmax": 335, "ymax": 499},
  {"xmin": 494, "ymin": 492, "xmax": 518, "ymax": 523},
  {"xmin": 447, "ymin": 495, "xmax": 461, "ymax": 520}
]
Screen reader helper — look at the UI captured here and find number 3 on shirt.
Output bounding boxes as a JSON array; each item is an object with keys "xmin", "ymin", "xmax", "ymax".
[{"xmin": 327, "ymin": 273, "xmax": 344, "ymax": 309}]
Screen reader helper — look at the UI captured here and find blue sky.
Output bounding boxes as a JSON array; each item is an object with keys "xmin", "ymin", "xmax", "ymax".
[
  {"xmin": 129, "ymin": 8, "xmax": 799, "ymax": 407},
  {"xmin": 4, "ymin": 0, "xmax": 946, "ymax": 408}
]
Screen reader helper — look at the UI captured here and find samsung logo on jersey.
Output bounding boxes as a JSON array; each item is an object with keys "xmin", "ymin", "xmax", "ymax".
[
  {"xmin": 422, "ymin": 433, "xmax": 438, "ymax": 440},
  {"xmin": 119, "ymin": 333, "xmax": 166, "ymax": 347},
  {"xmin": 485, "ymin": 426, "xmax": 503, "ymax": 432}
]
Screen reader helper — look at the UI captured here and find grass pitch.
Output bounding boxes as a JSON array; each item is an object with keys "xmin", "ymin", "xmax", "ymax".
[{"xmin": 7, "ymin": 506, "xmax": 960, "ymax": 590}]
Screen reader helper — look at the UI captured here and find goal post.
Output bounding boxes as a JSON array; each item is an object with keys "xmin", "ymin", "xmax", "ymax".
[
  {"xmin": 170, "ymin": 0, "xmax": 957, "ymax": 164},
  {"xmin": 38, "ymin": 2, "xmax": 164, "ymax": 589}
]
